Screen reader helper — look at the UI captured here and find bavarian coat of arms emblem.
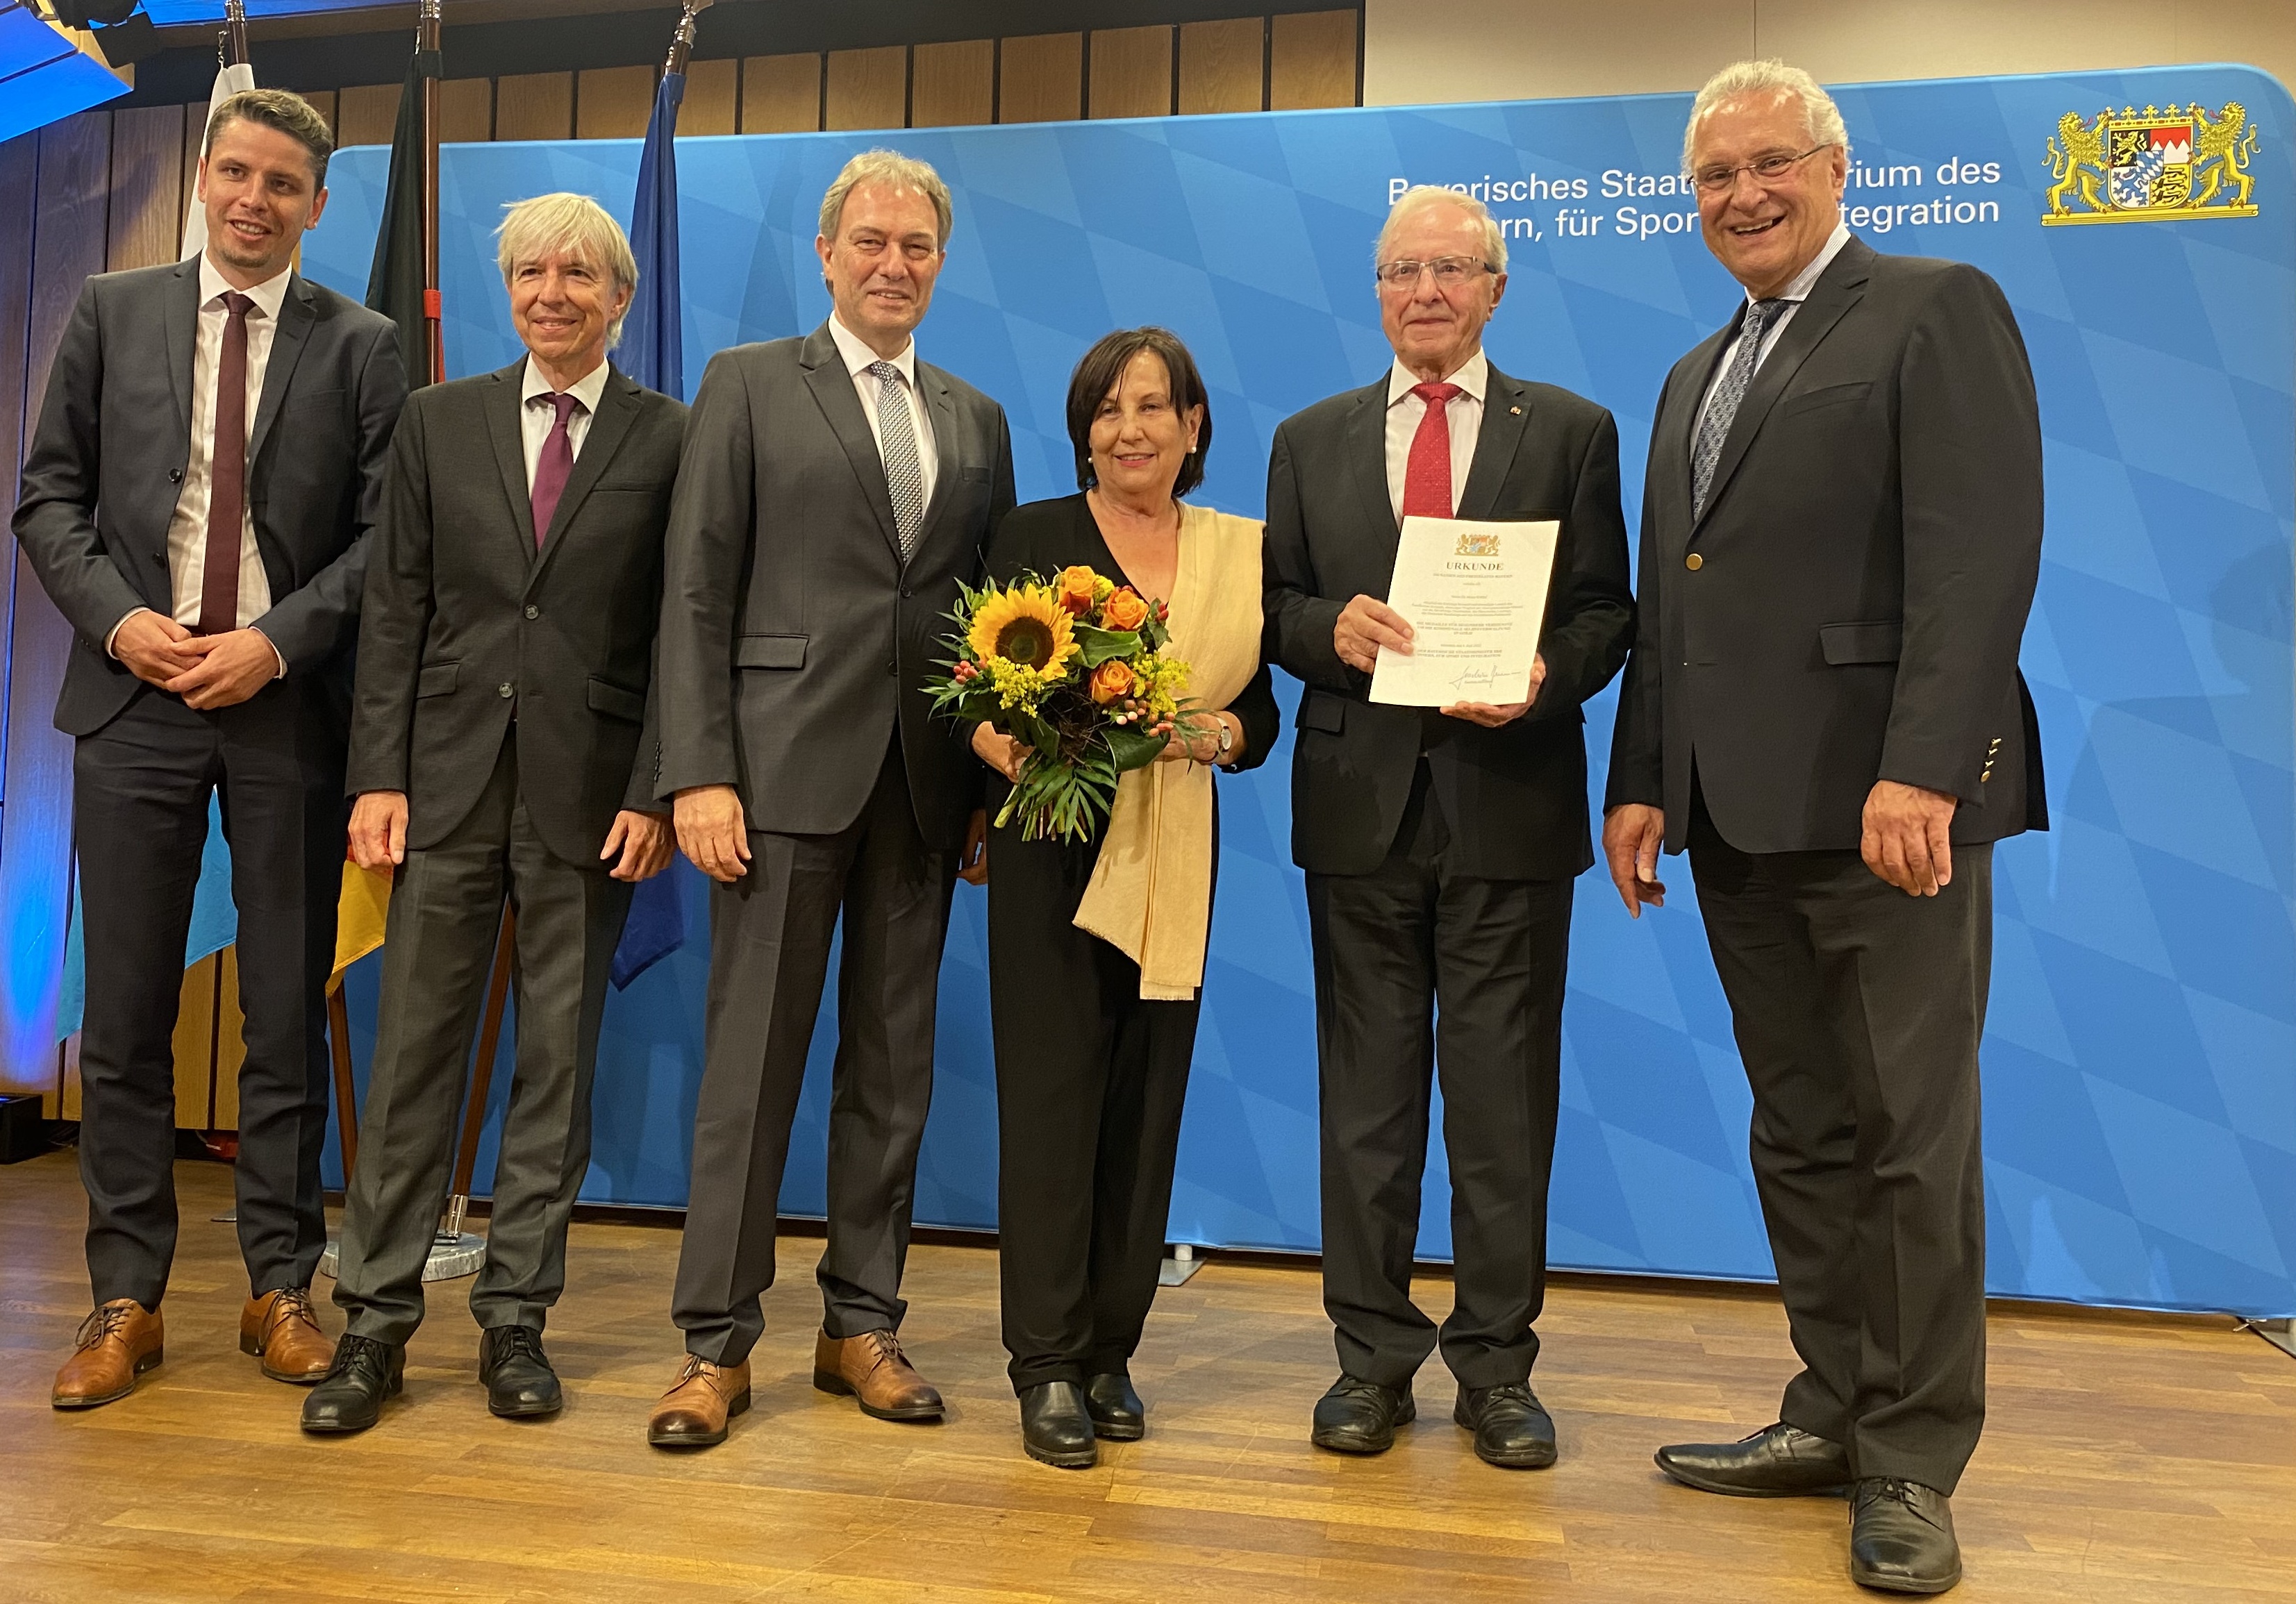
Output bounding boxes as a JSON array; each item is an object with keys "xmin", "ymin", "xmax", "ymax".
[{"xmin": 2044, "ymin": 102, "xmax": 2260, "ymax": 224}]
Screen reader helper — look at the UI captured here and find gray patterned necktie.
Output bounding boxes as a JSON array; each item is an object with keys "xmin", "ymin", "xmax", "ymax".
[
  {"xmin": 867, "ymin": 360, "xmax": 926, "ymax": 559},
  {"xmin": 1690, "ymin": 297, "xmax": 1788, "ymax": 519}
]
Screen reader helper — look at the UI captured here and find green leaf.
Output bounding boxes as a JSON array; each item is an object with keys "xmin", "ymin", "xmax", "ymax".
[
  {"xmin": 1105, "ymin": 726, "xmax": 1167, "ymax": 774},
  {"xmin": 1074, "ymin": 625, "xmax": 1143, "ymax": 669}
]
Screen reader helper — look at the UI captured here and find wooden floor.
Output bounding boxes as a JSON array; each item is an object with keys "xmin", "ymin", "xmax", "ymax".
[{"xmin": 2, "ymin": 1152, "xmax": 2292, "ymax": 1603}]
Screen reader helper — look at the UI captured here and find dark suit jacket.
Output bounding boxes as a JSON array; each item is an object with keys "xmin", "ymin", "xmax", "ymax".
[
  {"xmin": 13, "ymin": 260, "xmax": 406, "ymax": 736},
  {"xmin": 655, "ymin": 321, "xmax": 1017, "ymax": 851},
  {"xmin": 345, "ymin": 360, "xmax": 686, "ymax": 866},
  {"xmin": 1605, "ymin": 237, "xmax": 2048, "ymax": 854},
  {"xmin": 1262, "ymin": 361, "xmax": 1635, "ymax": 880}
]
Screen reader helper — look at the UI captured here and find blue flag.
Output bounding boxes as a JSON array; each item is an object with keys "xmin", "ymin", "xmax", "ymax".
[{"xmin": 610, "ymin": 64, "xmax": 687, "ymax": 992}]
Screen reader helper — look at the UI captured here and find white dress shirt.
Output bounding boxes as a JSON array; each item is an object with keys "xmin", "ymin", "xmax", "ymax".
[
  {"xmin": 112, "ymin": 257, "xmax": 292, "ymax": 671},
  {"xmin": 1690, "ymin": 222, "xmax": 1854, "ymax": 443},
  {"xmin": 1383, "ymin": 347, "xmax": 1488, "ymax": 523},
  {"xmin": 519, "ymin": 354, "xmax": 611, "ymax": 490},
  {"xmin": 827, "ymin": 312, "xmax": 939, "ymax": 512}
]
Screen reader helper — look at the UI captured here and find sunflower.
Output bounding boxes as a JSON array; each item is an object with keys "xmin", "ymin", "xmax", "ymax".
[{"xmin": 968, "ymin": 584, "xmax": 1079, "ymax": 676}]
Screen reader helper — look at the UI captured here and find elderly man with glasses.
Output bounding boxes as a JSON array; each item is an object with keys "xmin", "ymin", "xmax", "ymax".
[
  {"xmin": 1604, "ymin": 60, "xmax": 2046, "ymax": 1594},
  {"xmin": 1263, "ymin": 185, "xmax": 1633, "ymax": 1471}
]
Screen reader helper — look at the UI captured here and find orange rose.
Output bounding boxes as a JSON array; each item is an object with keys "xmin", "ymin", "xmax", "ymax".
[
  {"xmin": 1088, "ymin": 659, "xmax": 1136, "ymax": 705},
  {"xmin": 1055, "ymin": 566, "xmax": 1099, "ymax": 616},
  {"xmin": 1101, "ymin": 587, "xmax": 1150, "ymax": 631}
]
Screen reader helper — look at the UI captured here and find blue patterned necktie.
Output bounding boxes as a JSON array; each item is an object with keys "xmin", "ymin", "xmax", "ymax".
[
  {"xmin": 868, "ymin": 360, "xmax": 926, "ymax": 560},
  {"xmin": 1690, "ymin": 297, "xmax": 1788, "ymax": 519}
]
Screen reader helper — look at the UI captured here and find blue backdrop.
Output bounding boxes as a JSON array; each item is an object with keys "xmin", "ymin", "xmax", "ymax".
[{"xmin": 302, "ymin": 63, "xmax": 2296, "ymax": 1318}]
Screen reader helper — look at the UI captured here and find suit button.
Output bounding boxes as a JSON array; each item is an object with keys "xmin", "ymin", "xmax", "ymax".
[
  {"xmin": 1684, "ymin": 553, "xmax": 1704, "ymax": 571},
  {"xmin": 498, "ymin": 683, "xmax": 514, "ymax": 699},
  {"xmin": 886, "ymin": 661, "xmax": 897, "ymax": 676},
  {"xmin": 168, "ymin": 468, "xmax": 183, "ymax": 483},
  {"xmin": 901, "ymin": 587, "xmax": 913, "ymax": 599},
  {"xmin": 524, "ymin": 605, "xmax": 539, "ymax": 619}
]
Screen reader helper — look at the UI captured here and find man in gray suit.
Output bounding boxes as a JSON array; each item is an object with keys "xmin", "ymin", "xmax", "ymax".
[
  {"xmin": 302, "ymin": 194, "xmax": 682, "ymax": 1435},
  {"xmin": 647, "ymin": 149, "xmax": 1014, "ymax": 1450}
]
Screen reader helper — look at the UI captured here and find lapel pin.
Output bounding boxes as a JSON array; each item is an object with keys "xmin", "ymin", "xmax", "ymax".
[{"xmin": 1510, "ymin": 406, "xmax": 1522, "ymax": 415}]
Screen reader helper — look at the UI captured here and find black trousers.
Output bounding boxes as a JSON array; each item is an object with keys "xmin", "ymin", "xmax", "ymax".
[
  {"xmin": 72, "ymin": 683, "xmax": 347, "ymax": 1308},
  {"xmin": 331, "ymin": 738, "xmax": 633, "ymax": 1345},
  {"xmin": 670, "ymin": 740, "xmax": 957, "ymax": 1363},
  {"xmin": 985, "ymin": 812, "xmax": 1199, "ymax": 1394},
  {"xmin": 1304, "ymin": 763, "xmax": 1570, "ymax": 1392},
  {"xmin": 1687, "ymin": 789, "xmax": 1991, "ymax": 1495}
]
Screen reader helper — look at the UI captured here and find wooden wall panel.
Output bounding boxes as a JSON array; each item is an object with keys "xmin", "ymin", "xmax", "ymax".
[
  {"xmin": 297, "ymin": 89, "xmax": 337, "ymax": 138},
  {"xmin": 911, "ymin": 40, "xmax": 993, "ymax": 128},
  {"xmin": 336, "ymin": 82, "xmax": 401, "ymax": 147},
  {"xmin": 681, "ymin": 57, "xmax": 738, "ymax": 136},
  {"xmin": 496, "ymin": 72, "xmax": 574, "ymax": 142},
  {"xmin": 213, "ymin": 946, "xmax": 246, "ymax": 1130},
  {"xmin": 1180, "ymin": 18, "xmax": 1267, "ymax": 114},
  {"xmin": 171, "ymin": 954, "xmax": 218, "ymax": 1129},
  {"xmin": 999, "ymin": 32, "xmax": 1082, "ymax": 124},
  {"xmin": 1270, "ymin": 8, "xmax": 1358, "ymax": 109},
  {"xmin": 106, "ymin": 106, "xmax": 184, "ymax": 273},
  {"xmin": 825, "ymin": 45, "xmax": 907, "ymax": 132},
  {"xmin": 577, "ymin": 64, "xmax": 655, "ymax": 138},
  {"xmin": 0, "ymin": 134, "xmax": 38, "ymax": 568},
  {"xmin": 741, "ymin": 53, "xmax": 821, "ymax": 133},
  {"xmin": 440, "ymin": 76, "xmax": 492, "ymax": 143},
  {"xmin": 1090, "ymin": 25, "xmax": 1174, "ymax": 119}
]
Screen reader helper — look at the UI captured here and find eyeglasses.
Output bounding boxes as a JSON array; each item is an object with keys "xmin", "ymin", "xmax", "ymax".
[
  {"xmin": 1374, "ymin": 255, "xmax": 1495, "ymax": 290},
  {"xmin": 1690, "ymin": 143, "xmax": 1836, "ymax": 194}
]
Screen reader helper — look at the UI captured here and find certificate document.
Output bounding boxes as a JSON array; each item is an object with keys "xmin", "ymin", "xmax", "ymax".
[{"xmin": 1370, "ymin": 516, "xmax": 1561, "ymax": 707}]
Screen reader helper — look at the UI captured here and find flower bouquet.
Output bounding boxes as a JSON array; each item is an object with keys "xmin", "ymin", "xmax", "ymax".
[{"xmin": 929, "ymin": 565, "xmax": 1196, "ymax": 842}]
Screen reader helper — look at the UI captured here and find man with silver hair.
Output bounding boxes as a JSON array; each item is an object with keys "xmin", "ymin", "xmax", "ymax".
[
  {"xmin": 304, "ymin": 192, "xmax": 685, "ymax": 1434},
  {"xmin": 1604, "ymin": 60, "xmax": 2044, "ymax": 1593},
  {"xmin": 646, "ymin": 149, "xmax": 1015, "ymax": 1450},
  {"xmin": 1263, "ymin": 184, "xmax": 1632, "ymax": 1469}
]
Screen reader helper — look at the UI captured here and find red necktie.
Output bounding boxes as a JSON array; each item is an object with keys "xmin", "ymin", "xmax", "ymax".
[
  {"xmin": 1401, "ymin": 381, "xmax": 1463, "ymax": 520},
  {"xmin": 529, "ymin": 392, "xmax": 581, "ymax": 548},
  {"xmin": 196, "ymin": 291, "xmax": 254, "ymax": 635}
]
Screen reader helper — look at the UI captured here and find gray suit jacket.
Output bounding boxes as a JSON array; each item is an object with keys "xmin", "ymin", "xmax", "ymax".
[
  {"xmin": 13, "ymin": 260, "xmax": 406, "ymax": 735},
  {"xmin": 654, "ymin": 321, "xmax": 1015, "ymax": 851},
  {"xmin": 346, "ymin": 361, "xmax": 686, "ymax": 866},
  {"xmin": 1606, "ymin": 237, "xmax": 2048, "ymax": 853}
]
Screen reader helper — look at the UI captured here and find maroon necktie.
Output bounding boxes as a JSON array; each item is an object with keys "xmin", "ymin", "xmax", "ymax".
[
  {"xmin": 1401, "ymin": 381, "xmax": 1463, "ymax": 519},
  {"xmin": 529, "ymin": 392, "xmax": 581, "ymax": 548},
  {"xmin": 196, "ymin": 291, "xmax": 254, "ymax": 635}
]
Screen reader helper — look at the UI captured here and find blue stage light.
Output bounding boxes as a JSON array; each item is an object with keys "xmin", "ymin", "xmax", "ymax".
[{"xmin": 0, "ymin": 5, "xmax": 130, "ymax": 146}]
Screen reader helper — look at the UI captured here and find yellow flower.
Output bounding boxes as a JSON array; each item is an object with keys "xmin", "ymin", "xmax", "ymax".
[{"xmin": 968, "ymin": 585, "xmax": 1079, "ymax": 676}]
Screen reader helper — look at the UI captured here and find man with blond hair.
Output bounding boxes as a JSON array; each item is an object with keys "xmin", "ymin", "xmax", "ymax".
[
  {"xmin": 646, "ymin": 149, "xmax": 1014, "ymax": 1450},
  {"xmin": 1604, "ymin": 60, "xmax": 2044, "ymax": 1593},
  {"xmin": 302, "ymin": 192, "xmax": 684, "ymax": 1434},
  {"xmin": 1263, "ymin": 184, "xmax": 1633, "ymax": 1470}
]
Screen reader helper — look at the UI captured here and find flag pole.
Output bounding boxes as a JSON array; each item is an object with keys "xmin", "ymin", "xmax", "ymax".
[
  {"xmin": 418, "ymin": 0, "xmax": 444, "ymax": 386},
  {"xmin": 221, "ymin": 0, "xmax": 248, "ymax": 69},
  {"xmin": 666, "ymin": 0, "xmax": 708, "ymax": 74}
]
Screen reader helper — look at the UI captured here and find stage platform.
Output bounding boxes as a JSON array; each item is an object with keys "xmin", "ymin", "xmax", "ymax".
[{"xmin": 2, "ymin": 1150, "xmax": 2291, "ymax": 1602}]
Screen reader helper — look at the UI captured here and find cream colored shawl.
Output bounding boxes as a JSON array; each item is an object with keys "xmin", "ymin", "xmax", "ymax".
[{"xmin": 1073, "ymin": 503, "xmax": 1264, "ymax": 1001}]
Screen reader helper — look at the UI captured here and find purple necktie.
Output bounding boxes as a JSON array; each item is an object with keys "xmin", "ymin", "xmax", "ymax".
[
  {"xmin": 529, "ymin": 392, "xmax": 581, "ymax": 548},
  {"xmin": 197, "ymin": 292, "xmax": 255, "ymax": 634}
]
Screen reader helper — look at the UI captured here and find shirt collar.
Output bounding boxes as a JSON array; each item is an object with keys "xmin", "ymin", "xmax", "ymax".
[
  {"xmin": 197, "ymin": 253, "xmax": 293, "ymax": 320},
  {"xmin": 1386, "ymin": 346, "xmax": 1489, "ymax": 408},
  {"xmin": 522, "ymin": 354, "xmax": 612, "ymax": 415},
  {"xmin": 829, "ymin": 312, "xmax": 918, "ymax": 389},
  {"xmin": 1756, "ymin": 222, "xmax": 1853, "ymax": 308}
]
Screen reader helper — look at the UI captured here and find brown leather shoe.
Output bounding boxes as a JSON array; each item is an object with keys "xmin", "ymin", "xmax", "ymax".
[
  {"xmin": 647, "ymin": 1355, "xmax": 751, "ymax": 1449},
  {"xmin": 812, "ymin": 1328, "xmax": 943, "ymax": 1421},
  {"xmin": 52, "ymin": 1299, "xmax": 163, "ymax": 1410},
  {"xmin": 240, "ymin": 1287, "xmax": 333, "ymax": 1383}
]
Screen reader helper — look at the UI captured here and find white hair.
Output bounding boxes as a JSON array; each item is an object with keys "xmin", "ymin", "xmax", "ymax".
[
  {"xmin": 1376, "ymin": 183, "xmax": 1508, "ymax": 274},
  {"xmin": 1683, "ymin": 59, "xmax": 1850, "ymax": 174},
  {"xmin": 495, "ymin": 192, "xmax": 639, "ymax": 347},
  {"xmin": 820, "ymin": 149, "xmax": 954, "ymax": 248}
]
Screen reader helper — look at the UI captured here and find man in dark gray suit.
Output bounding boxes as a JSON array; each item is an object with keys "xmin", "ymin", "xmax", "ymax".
[
  {"xmin": 16, "ymin": 90, "xmax": 406, "ymax": 1408},
  {"xmin": 1263, "ymin": 186, "xmax": 1633, "ymax": 1473},
  {"xmin": 1604, "ymin": 62, "xmax": 2045, "ymax": 1596},
  {"xmin": 301, "ymin": 195, "xmax": 682, "ymax": 1435},
  {"xmin": 647, "ymin": 150, "xmax": 1014, "ymax": 1450}
]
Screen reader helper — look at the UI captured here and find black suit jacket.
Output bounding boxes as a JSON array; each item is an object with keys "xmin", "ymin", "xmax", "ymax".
[
  {"xmin": 1605, "ymin": 237, "xmax": 2048, "ymax": 854},
  {"xmin": 13, "ymin": 260, "xmax": 406, "ymax": 736},
  {"xmin": 655, "ymin": 321, "xmax": 1017, "ymax": 851},
  {"xmin": 1263, "ymin": 361, "xmax": 1635, "ymax": 879},
  {"xmin": 346, "ymin": 360, "xmax": 685, "ymax": 866}
]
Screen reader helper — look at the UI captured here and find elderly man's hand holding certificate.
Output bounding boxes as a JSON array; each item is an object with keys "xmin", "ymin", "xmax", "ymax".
[{"xmin": 1349, "ymin": 517, "xmax": 1561, "ymax": 726}]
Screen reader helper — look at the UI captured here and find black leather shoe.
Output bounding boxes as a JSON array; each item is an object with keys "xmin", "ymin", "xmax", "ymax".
[
  {"xmin": 1656, "ymin": 1422, "xmax": 1852, "ymax": 1497},
  {"xmin": 301, "ymin": 1334, "xmax": 404, "ymax": 1435},
  {"xmin": 1454, "ymin": 1382, "xmax": 1556, "ymax": 1469},
  {"xmin": 1084, "ymin": 1373, "xmax": 1145, "ymax": 1441},
  {"xmin": 1850, "ymin": 1478, "xmax": 1961, "ymax": 1594},
  {"xmin": 1311, "ymin": 1374, "xmax": 1415, "ymax": 1455},
  {"xmin": 479, "ymin": 1325, "xmax": 562, "ymax": 1419},
  {"xmin": 1020, "ymin": 1382, "xmax": 1098, "ymax": 1469}
]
